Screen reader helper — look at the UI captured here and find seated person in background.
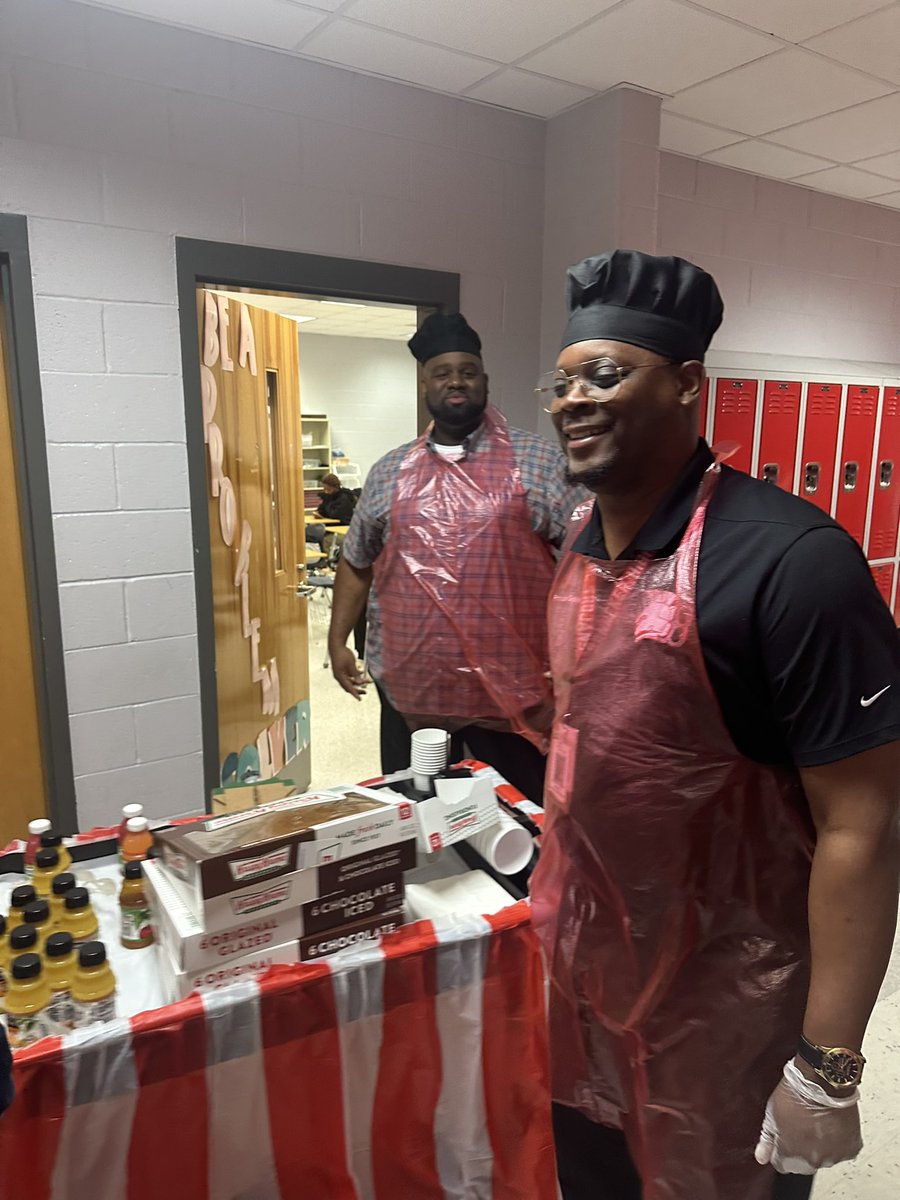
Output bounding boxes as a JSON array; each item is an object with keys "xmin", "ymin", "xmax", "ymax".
[
  {"xmin": 307, "ymin": 473, "xmax": 357, "ymax": 551},
  {"xmin": 317, "ymin": 473, "xmax": 356, "ymax": 523}
]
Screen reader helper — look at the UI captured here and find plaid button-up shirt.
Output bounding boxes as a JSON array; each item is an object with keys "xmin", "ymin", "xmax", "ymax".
[{"xmin": 341, "ymin": 419, "xmax": 583, "ymax": 683}]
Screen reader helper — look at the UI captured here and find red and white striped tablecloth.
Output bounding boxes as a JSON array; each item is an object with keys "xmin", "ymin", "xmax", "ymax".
[{"xmin": 0, "ymin": 901, "xmax": 556, "ymax": 1200}]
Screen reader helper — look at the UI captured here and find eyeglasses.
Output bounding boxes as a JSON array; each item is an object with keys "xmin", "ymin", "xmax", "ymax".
[{"xmin": 535, "ymin": 358, "xmax": 673, "ymax": 414}]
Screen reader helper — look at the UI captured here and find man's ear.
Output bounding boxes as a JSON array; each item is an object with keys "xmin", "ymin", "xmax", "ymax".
[{"xmin": 678, "ymin": 361, "xmax": 705, "ymax": 407}]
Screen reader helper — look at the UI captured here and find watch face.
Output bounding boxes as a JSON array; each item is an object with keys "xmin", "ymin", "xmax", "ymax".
[{"xmin": 822, "ymin": 1049, "xmax": 863, "ymax": 1087}]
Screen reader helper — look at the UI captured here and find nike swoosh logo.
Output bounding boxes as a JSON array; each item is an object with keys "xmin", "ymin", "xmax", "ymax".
[{"xmin": 860, "ymin": 685, "xmax": 892, "ymax": 708}]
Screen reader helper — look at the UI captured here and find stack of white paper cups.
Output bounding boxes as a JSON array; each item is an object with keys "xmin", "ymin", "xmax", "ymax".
[
  {"xmin": 410, "ymin": 728, "xmax": 450, "ymax": 793},
  {"xmin": 466, "ymin": 809, "xmax": 534, "ymax": 876}
]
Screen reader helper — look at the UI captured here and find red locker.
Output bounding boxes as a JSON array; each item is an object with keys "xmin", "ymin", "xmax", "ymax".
[
  {"xmin": 757, "ymin": 380, "xmax": 801, "ymax": 491},
  {"xmin": 712, "ymin": 378, "xmax": 758, "ymax": 474},
  {"xmin": 799, "ymin": 383, "xmax": 841, "ymax": 514},
  {"xmin": 835, "ymin": 384, "xmax": 879, "ymax": 546},
  {"xmin": 870, "ymin": 562, "xmax": 896, "ymax": 610},
  {"xmin": 867, "ymin": 386, "xmax": 900, "ymax": 560},
  {"xmin": 698, "ymin": 377, "xmax": 710, "ymax": 440}
]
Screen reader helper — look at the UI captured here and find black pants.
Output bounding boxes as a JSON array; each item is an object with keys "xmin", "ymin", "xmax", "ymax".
[
  {"xmin": 553, "ymin": 1104, "xmax": 814, "ymax": 1200},
  {"xmin": 374, "ymin": 680, "xmax": 546, "ymax": 805}
]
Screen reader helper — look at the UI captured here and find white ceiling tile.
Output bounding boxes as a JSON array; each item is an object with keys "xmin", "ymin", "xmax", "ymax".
[
  {"xmin": 806, "ymin": 8, "xmax": 900, "ymax": 86},
  {"xmin": 854, "ymin": 149, "xmax": 900, "ymax": 181},
  {"xmin": 873, "ymin": 192, "xmax": 900, "ymax": 209},
  {"xmin": 666, "ymin": 49, "xmax": 890, "ymax": 135},
  {"xmin": 342, "ymin": 0, "xmax": 620, "ymax": 63},
  {"xmin": 686, "ymin": 0, "xmax": 893, "ymax": 42},
  {"xmin": 659, "ymin": 113, "xmax": 742, "ymax": 155},
  {"xmin": 466, "ymin": 70, "xmax": 594, "ymax": 118},
  {"xmin": 520, "ymin": 0, "xmax": 776, "ymax": 96},
  {"xmin": 88, "ymin": 0, "xmax": 326, "ymax": 49},
  {"xmin": 771, "ymin": 93, "xmax": 900, "ymax": 161},
  {"xmin": 791, "ymin": 164, "xmax": 899, "ymax": 199},
  {"xmin": 300, "ymin": 20, "xmax": 497, "ymax": 91},
  {"xmin": 705, "ymin": 139, "xmax": 833, "ymax": 179}
]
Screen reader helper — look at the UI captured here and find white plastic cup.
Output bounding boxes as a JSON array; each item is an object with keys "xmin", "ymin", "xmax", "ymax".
[
  {"xmin": 465, "ymin": 810, "xmax": 534, "ymax": 876},
  {"xmin": 410, "ymin": 728, "xmax": 449, "ymax": 791}
]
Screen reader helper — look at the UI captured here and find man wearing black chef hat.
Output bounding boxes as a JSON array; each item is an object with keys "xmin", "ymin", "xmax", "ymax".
[
  {"xmin": 531, "ymin": 249, "xmax": 900, "ymax": 1199},
  {"xmin": 327, "ymin": 311, "xmax": 581, "ymax": 803}
]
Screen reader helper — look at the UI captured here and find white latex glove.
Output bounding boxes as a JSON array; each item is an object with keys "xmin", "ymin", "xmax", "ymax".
[{"xmin": 755, "ymin": 1058, "xmax": 863, "ymax": 1175}]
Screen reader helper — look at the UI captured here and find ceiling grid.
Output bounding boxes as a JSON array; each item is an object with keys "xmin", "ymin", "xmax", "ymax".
[{"xmin": 76, "ymin": 0, "xmax": 900, "ymax": 207}]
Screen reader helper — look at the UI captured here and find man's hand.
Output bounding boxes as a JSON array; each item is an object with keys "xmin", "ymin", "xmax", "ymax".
[
  {"xmin": 331, "ymin": 645, "xmax": 368, "ymax": 699},
  {"xmin": 755, "ymin": 1059, "xmax": 862, "ymax": 1175}
]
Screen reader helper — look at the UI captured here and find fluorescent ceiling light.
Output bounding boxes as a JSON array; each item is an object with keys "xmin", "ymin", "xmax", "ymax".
[{"xmin": 320, "ymin": 300, "xmax": 367, "ymax": 308}]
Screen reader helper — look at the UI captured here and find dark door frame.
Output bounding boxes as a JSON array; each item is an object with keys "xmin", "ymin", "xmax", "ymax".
[
  {"xmin": 175, "ymin": 238, "xmax": 460, "ymax": 801},
  {"xmin": 0, "ymin": 214, "xmax": 77, "ymax": 832}
]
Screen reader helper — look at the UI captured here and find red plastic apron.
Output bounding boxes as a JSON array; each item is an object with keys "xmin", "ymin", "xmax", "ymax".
[
  {"xmin": 374, "ymin": 405, "xmax": 556, "ymax": 745},
  {"xmin": 531, "ymin": 461, "xmax": 814, "ymax": 1200}
]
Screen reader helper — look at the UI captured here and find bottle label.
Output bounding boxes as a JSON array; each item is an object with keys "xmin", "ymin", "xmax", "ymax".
[
  {"xmin": 74, "ymin": 993, "xmax": 117, "ymax": 1028},
  {"xmin": 5, "ymin": 1008, "xmax": 53, "ymax": 1049},
  {"xmin": 24, "ymin": 862, "xmax": 35, "ymax": 879},
  {"xmin": 47, "ymin": 989, "xmax": 76, "ymax": 1032},
  {"xmin": 121, "ymin": 905, "xmax": 155, "ymax": 947}
]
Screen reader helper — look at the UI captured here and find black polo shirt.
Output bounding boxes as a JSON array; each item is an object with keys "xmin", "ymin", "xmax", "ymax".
[{"xmin": 571, "ymin": 440, "xmax": 900, "ymax": 767}]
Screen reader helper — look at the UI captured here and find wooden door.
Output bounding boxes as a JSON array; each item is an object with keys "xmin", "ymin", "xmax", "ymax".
[
  {"xmin": 198, "ymin": 292, "xmax": 311, "ymax": 790},
  {"xmin": 0, "ymin": 299, "xmax": 46, "ymax": 843}
]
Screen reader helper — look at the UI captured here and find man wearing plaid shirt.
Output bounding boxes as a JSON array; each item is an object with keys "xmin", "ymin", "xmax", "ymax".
[{"xmin": 327, "ymin": 312, "xmax": 580, "ymax": 804}]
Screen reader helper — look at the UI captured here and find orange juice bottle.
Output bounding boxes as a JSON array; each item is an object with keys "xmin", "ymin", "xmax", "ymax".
[
  {"xmin": 71, "ymin": 942, "xmax": 117, "ymax": 1029},
  {"xmin": 22, "ymin": 900, "xmax": 52, "ymax": 954},
  {"xmin": 8, "ymin": 885, "xmax": 36, "ymax": 931},
  {"xmin": 4, "ymin": 954, "xmax": 52, "ymax": 1048},
  {"xmin": 119, "ymin": 862, "xmax": 155, "ymax": 950},
  {"xmin": 32, "ymin": 848, "xmax": 62, "ymax": 898},
  {"xmin": 39, "ymin": 832, "xmax": 71, "ymax": 874},
  {"xmin": 0, "ymin": 916, "xmax": 8, "ymax": 999},
  {"xmin": 44, "ymin": 932, "xmax": 77, "ymax": 1033},
  {"xmin": 50, "ymin": 873, "xmax": 77, "ymax": 927},
  {"xmin": 24, "ymin": 819, "xmax": 51, "ymax": 878},
  {"xmin": 117, "ymin": 804, "xmax": 144, "ymax": 864},
  {"xmin": 121, "ymin": 817, "xmax": 152, "ymax": 867},
  {"xmin": 60, "ymin": 888, "xmax": 99, "ymax": 946}
]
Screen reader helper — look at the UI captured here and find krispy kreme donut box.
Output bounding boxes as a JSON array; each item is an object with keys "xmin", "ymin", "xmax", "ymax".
[{"xmin": 153, "ymin": 788, "xmax": 416, "ymax": 925}]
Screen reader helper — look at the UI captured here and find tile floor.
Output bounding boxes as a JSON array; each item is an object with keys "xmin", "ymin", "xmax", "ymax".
[{"xmin": 305, "ymin": 605, "xmax": 899, "ymax": 1197}]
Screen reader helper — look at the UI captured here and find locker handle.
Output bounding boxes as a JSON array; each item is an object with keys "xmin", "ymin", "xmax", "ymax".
[
  {"xmin": 761, "ymin": 463, "xmax": 779, "ymax": 485},
  {"xmin": 879, "ymin": 460, "xmax": 893, "ymax": 489},
  {"xmin": 804, "ymin": 463, "xmax": 820, "ymax": 494},
  {"xmin": 843, "ymin": 462, "xmax": 858, "ymax": 491}
]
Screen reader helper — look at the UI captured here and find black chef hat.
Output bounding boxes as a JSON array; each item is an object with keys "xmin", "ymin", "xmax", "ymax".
[
  {"xmin": 561, "ymin": 250, "xmax": 723, "ymax": 362},
  {"xmin": 408, "ymin": 312, "xmax": 482, "ymax": 364}
]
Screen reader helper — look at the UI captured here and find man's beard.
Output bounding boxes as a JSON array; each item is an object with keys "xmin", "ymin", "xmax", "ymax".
[{"xmin": 565, "ymin": 461, "xmax": 612, "ymax": 489}]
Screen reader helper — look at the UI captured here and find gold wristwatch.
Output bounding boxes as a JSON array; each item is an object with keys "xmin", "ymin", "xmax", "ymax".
[{"xmin": 798, "ymin": 1035, "xmax": 865, "ymax": 1090}]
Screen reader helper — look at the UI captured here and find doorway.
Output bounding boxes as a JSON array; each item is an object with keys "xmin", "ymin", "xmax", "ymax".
[
  {"xmin": 0, "ymin": 215, "xmax": 75, "ymax": 843},
  {"xmin": 177, "ymin": 240, "xmax": 458, "ymax": 803}
]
